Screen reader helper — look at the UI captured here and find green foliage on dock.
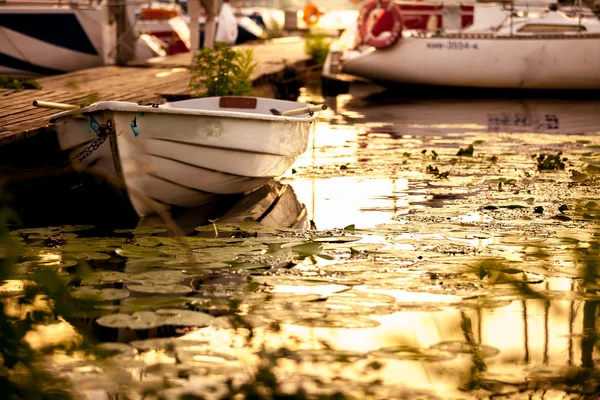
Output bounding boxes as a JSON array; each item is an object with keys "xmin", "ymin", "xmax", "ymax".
[
  {"xmin": 189, "ymin": 42, "xmax": 257, "ymax": 98},
  {"xmin": 304, "ymin": 30, "xmax": 331, "ymax": 66},
  {"xmin": 0, "ymin": 76, "xmax": 41, "ymax": 91}
]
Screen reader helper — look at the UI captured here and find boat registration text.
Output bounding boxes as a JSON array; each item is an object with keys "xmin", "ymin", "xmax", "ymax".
[{"xmin": 426, "ymin": 41, "xmax": 479, "ymax": 50}]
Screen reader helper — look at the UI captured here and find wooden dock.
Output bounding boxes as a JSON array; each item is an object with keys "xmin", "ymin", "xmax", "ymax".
[{"xmin": 0, "ymin": 37, "xmax": 312, "ymax": 146}]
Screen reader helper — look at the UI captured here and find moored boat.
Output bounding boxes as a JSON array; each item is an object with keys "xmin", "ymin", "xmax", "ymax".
[
  {"xmin": 42, "ymin": 96, "xmax": 324, "ymax": 217},
  {"xmin": 323, "ymin": 1, "xmax": 600, "ymax": 90},
  {"xmin": 0, "ymin": 0, "xmax": 165, "ymax": 76}
]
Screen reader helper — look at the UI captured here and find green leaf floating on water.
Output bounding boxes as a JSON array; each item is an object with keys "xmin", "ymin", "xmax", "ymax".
[
  {"xmin": 64, "ymin": 252, "xmax": 111, "ymax": 261},
  {"xmin": 72, "ymin": 287, "xmax": 130, "ymax": 301},
  {"xmin": 134, "ymin": 236, "xmax": 165, "ymax": 247},
  {"xmin": 127, "ymin": 284, "xmax": 193, "ymax": 295},
  {"xmin": 288, "ymin": 242, "xmax": 323, "ymax": 257},
  {"xmin": 13, "ymin": 259, "xmax": 78, "ymax": 270},
  {"xmin": 127, "ymin": 270, "xmax": 190, "ymax": 285},
  {"xmin": 81, "ymin": 271, "xmax": 129, "ymax": 285},
  {"xmin": 114, "ymin": 226, "xmax": 168, "ymax": 235},
  {"xmin": 96, "ymin": 309, "xmax": 214, "ymax": 330},
  {"xmin": 115, "ymin": 244, "xmax": 173, "ymax": 258},
  {"xmin": 119, "ymin": 296, "xmax": 194, "ymax": 313},
  {"xmin": 312, "ymin": 236, "xmax": 362, "ymax": 243}
]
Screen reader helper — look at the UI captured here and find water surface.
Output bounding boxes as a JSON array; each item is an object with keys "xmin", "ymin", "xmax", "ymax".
[{"xmin": 3, "ymin": 83, "xmax": 600, "ymax": 399}]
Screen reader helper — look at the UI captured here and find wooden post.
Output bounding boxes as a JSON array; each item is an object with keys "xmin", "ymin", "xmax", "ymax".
[
  {"xmin": 189, "ymin": 0, "xmax": 218, "ymax": 66},
  {"xmin": 188, "ymin": 0, "xmax": 201, "ymax": 62},
  {"xmin": 203, "ymin": 0, "xmax": 217, "ymax": 49},
  {"xmin": 108, "ymin": 0, "xmax": 136, "ymax": 65}
]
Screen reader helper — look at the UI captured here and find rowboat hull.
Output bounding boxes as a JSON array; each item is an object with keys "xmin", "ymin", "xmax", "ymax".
[{"xmin": 51, "ymin": 97, "xmax": 318, "ymax": 217}]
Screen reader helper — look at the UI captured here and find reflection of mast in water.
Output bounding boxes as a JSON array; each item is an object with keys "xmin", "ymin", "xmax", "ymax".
[
  {"xmin": 544, "ymin": 282, "xmax": 549, "ymax": 365},
  {"xmin": 581, "ymin": 300, "xmax": 598, "ymax": 368},
  {"xmin": 310, "ymin": 121, "xmax": 316, "ymax": 226},
  {"xmin": 477, "ymin": 307, "xmax": 482, "ymax": 345},
  {"xmin": 569, "ymin": 281, "xmax": 575, "ymax": 366},
  {"xmin": 522, "ymin": 300, "xmax": 530, "ymax": 363}
]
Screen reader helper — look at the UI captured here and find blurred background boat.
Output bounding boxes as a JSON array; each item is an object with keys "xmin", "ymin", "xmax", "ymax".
[
  {"xmin": 0, "ymin": 0, "xmax": 166, "ymax": 76},
  {"xmin": 322, "ymin": 0, "xmax": 600, "ymax": 91}
]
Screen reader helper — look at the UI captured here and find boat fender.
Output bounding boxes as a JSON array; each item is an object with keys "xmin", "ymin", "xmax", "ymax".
[
  {"xmin": 357, "ymin": 0, "xmax": 403, "ymax": 49},
  {"xmin": 303, "ymin": 2, "xmax": 321, "ymax": 26}
]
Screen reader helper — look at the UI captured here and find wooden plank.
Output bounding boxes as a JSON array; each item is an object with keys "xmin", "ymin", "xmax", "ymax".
[{"xmin": 0, "ymin": 37, "xmax": 310, "ymax": 146}]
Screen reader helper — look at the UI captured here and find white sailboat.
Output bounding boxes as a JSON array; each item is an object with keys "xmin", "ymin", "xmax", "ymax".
[{"xmin": 323, "ymin": 1, "xmax": 600, "ymax": 90}]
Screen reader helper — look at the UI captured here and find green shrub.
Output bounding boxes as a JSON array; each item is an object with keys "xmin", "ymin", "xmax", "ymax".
[
  {"xmin": 304, "ymin": 30, "xmax": 331, "ymax": 66},
  {"xmin": 189, "ymin": 42, "xmax": 258, "ymax": 98},
  {"xmin": 0, "ymin": 75, "xmax": 41, "ymax": 91}
]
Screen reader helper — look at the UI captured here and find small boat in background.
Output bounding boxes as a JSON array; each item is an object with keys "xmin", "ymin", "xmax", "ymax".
[
  {"xmin": 41, "ymin": 96, "xmax": 325, "ymax": 217},
  {"xmin": 136, "ymin": 0, "xmax": 268, "ymax": 55},
  {"xmin": 0, "ymin": 0, "xmax": 165, "ymax": 76},
  {"xmin": 323, "ymin": 1, "xmax": 600, "ymax": 91}
]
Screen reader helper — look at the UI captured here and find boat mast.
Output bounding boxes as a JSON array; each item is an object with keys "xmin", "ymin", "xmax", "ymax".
[{"xmin": 510, "ymin": 0, "xmax": 514, "ymax": 35}]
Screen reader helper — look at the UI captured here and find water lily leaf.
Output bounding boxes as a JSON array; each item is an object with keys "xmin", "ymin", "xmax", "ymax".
[
  {"xmin": 429, "ymin": 341, "xmax": 499, "ymax": 358},
  {"xmin": 96, "ymin": 342, "xmax": 136, "ymax": 359},
  {"xmin": 10, "ymin": 227, "xmax": 61, "ymax": 237},
  {"xmin": 293, "ymin": 314, "xmax": 380, "ymax": 328},
  {"xmin": 127, "ymin": 284, "xmax": 193, "ymax": 295},
  {"xmin": 23, "ymin": 259, "xmax": 79, "ymax": 269},
  {"xmin": 96, "ymin": 309, "xmax": 213, "ymax": 330},
  {"xmin": 210, "ymin": 315, "xmax": 268, "ymax": 329},
  {"xmin": 135, "ymin": 236, "xmax": 165, "ymax": 247},
  {"xmin": 130, "ymin": 338, "xmax": 207, "ymax": 351},
  {"xmin": 81, "ymin": 271, "xmax": 129, "ymax": 285},
  {"xmin": 503, "ymin": 204, "xmax": 527, "ymax": 209},
  {"xmin": 242, "ymin": 292, "xmax": 326, "ymax": 306},
  {"xmin": 369, "ymin": 346, "xmax": 456, "ymax": 362},
  {"xmin": 119, "ymin": 296, "xmax": 194, "ymax": 312},
  {"xmin": 225, "ymin": 261, "xmax": 271, "ymax": 271},
  {"xmin": 114, "ymin": 227, "xmax": 168, "ymax": 235},
  {"xmin": 115, "ymin": 245, "xmax": 170, "ymax": 258},
  {"xmin": 96, "ymin": 311, "xmax": 163, "ymax": 330},
  {"xmin": 65, "ymin": 252, "xmax": 111, "ymax": 260},
  {"xmin": 127, "ymin": 270, "xmax": 189, "ymax": 284},
  {"xmin": 269, "ymin": 283, "xmax": 351, "ymax": 297},
  {"xmin": 289, "ymin": 242, "xmax": 323, "ymax": 257},
  {"xmin": 72, "ymin": 287, "xmax": 130, "ymax": 301},
  {"xmin": 312, "ymin": 236, "xmax": 362, "ymax": 243},
  {"xmin": 155, "ymin": 309, "xmax": 214, "ymax": 326},
  {"xmin": 501, "ymin": 268, "xmax": 523, "ymax": 274},
  {"xmin": 61, "ymin": 225, "xmax": 95, "ymax": 232}
]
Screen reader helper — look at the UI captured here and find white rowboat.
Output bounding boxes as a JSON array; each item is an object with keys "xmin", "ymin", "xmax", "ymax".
[{"xmin": 46, "ymin": 96, "xmax": 323, "ymax": 217}]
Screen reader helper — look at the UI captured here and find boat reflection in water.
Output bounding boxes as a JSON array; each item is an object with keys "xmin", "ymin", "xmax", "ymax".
[
  {"xmin": 330, "ymin": 85, "xmax": 600, "ymax": 137},
  {"xmin": 290, "ymin": 85, "xmax": 600, "ymax": 231},
  {"xmin": 137, "ymin": 180, "xmax": 308, "ymax": 235}
]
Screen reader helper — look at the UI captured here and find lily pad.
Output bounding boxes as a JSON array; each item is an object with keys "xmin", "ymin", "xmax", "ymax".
[
  {"xmin": 127, "ymin": 270, "xmax": 190, "ymax": 285},
  {"xmin": 312, "ymin": 236, "xmax": 362, "ymax": 243},
  {"xmin": 96, "ymin": 309, "xmax": 213, "ymax": 330},
  {"xmin": 81, "ymin": 271, "xmax": 129, "ymax": 285},
  {"xmin": 72, "ymin": 287, "xmax": 130, "ymax": 301},
  {"xmin": 369, "ymin": 345, "xmax": 456, "ymax": 362},
  {"xmin": 429, "ymin": 341, "xmax": 500, "ymax": 358},
  {"xmin": 127, "ymin": 284, "xmax": 193, "ymax": 295}
]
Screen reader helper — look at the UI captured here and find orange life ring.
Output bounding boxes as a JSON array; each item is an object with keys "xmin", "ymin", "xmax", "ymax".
[
  {"xmin": 357, "ymin": 0, "xmax": 403, "ymax": 49},
  {"xmin": 140, "ymin": 7, "xmax": 179, "ymax": 20},
  {"xmin": 303, "ymin": 3, "xmax": 321, "ymax": 26}
]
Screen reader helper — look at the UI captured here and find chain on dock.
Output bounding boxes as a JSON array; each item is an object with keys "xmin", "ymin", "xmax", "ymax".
[{"xmin": 73, "ymin": 119, "xmax": 113, "ymax": 164}]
